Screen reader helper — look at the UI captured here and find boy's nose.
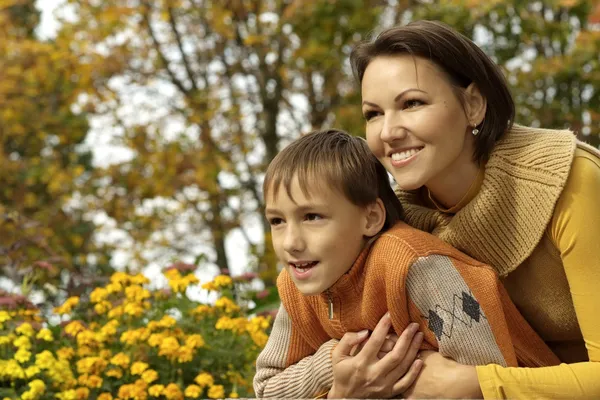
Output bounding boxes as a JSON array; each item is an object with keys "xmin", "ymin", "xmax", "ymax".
[{"xmin": 283, "ymin": 226, "xmax": 305, "ymax": 254}]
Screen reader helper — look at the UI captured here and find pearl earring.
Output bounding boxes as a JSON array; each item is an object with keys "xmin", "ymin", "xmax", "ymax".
[{"xmin": 472, "ymin": 127, "xmax": 479, "ymax": 136}]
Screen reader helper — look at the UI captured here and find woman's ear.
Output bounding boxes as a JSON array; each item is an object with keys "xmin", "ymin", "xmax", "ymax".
[
  {"xmin": 464, "ymin": 83, "xmax": 487, "ymax": 126},
  {"xmin": 364, "ymin": 198, "xmax": 386, "ymax": 237}
]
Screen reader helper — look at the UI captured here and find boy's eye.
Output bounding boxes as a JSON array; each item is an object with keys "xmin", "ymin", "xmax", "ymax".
[
  {"xmin": 268, "ymin": 217, "xmax": 284, "ymax": 226},
  {"xmin": 305, "ymin": 213, "xmax": 323, "ymax": 221}
]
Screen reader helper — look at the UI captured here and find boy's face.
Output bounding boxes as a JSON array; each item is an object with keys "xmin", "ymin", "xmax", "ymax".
[{"xmin": 265, "ymin": 177, "xmax": 371, "ymax": 296}]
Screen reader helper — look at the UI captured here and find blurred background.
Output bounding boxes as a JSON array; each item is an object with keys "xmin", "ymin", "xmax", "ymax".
[{"xmin": 1, "ymin": 0, "xmax": 600, "ymax": 308}]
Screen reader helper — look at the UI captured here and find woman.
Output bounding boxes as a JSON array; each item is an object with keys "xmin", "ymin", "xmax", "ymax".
[{"xmin": 255, "ymin": 20, "xmax": 600, "ymax": 399}]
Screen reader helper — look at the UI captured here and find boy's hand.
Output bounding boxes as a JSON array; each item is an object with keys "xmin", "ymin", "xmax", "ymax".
[{"xmin": 328, "ymin": 313, "xmax": 424, "ymax": 399}]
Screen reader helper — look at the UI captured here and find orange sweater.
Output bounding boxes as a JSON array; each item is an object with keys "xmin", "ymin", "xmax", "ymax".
[{"xmin": 272, "ymin": 222, "xmax": 559, "ymax": 387}]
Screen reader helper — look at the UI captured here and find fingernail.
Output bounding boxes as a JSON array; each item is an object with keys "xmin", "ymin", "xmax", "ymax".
[
  {"xmin": 416, "ymin": 332, "xmax": 424, "ymax": 340},
  {"xmin": 410, "ymin": 322, "xmax": 419, "ymax": 330},
  {"xmin": 357, "ymin": 329, "xmax": 369, "ymax": 338}
]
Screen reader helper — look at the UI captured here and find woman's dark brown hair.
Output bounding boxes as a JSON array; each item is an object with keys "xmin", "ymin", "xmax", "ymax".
[{"xmin": 351, "ymin": 20, "xmax": 515, "ymax": 164}]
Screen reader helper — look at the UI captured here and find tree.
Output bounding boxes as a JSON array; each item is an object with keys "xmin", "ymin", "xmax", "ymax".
[
  {"xmin": 0, "ymin": 0, "xmax": 110, "ymax": 303},
  {"xmin": 56, "ymin": 0, "xmax": 383, "ymax": 286}
]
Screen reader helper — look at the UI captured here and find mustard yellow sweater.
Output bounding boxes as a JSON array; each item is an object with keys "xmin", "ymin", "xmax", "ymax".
[{"xmin": 399, "ymin": 125, "xmax": 600, "ymax": 399}]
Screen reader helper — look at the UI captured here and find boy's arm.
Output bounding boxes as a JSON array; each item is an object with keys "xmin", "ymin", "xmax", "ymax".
[{"xmin": 253, "ymin": 303, "xmax": 335, "ymax": 398}]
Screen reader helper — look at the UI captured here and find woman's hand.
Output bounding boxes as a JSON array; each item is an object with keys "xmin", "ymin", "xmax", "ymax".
[
  {"xmin": 404, "ymin": 351, "xmax": 483, "ymax": 399},
  {"xmin": 328, "ymin": 313, "xmax": 424, "ymax": 399}
]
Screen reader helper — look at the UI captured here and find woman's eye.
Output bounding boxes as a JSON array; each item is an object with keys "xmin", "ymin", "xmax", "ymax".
[
  {"xmin": 363, "ymin": 110, "xmax": 380, "ymax": 121},
  {"xmin": 404, "ymin": 99, "xmax": 424, "ymax": 109},
  {"xmin": 305, "ymin": 213, "xmax": 323, "ymax": 221},
  {"xmin": 268, "ymin": 217, "xmax": 284, "ymax": 226}
]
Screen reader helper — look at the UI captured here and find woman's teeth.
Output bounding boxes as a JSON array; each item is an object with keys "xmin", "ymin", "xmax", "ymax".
[
  {"xmin": 391, "ymin": 148, "xmax": 421, "ymax": 161},
  {"xmin": 292, "ymin": 261, "xmax": 318, "ymax": 272}
]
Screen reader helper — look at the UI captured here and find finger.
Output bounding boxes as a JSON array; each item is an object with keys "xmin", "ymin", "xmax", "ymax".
[
  {"xmin": 391, "ymin": 358, "xmax": 424, "ymax": 398},
  {"xmin": 358, "ymin": 313, "xmax": 393, "ymax": 359},
  {"xmin": 333, "ymin": 329, "xmax": 369, "ymax": 360},
  {"xmin": 387, "ymin": 331, "xmax": 424, "ymax": 382},
  {"xmin": 378, "ymin": 325, "xmax": 422, "ymax": 374},
  {"xmin": 380, "ymin": 335, "xmax": 398, "ymax": 353}
]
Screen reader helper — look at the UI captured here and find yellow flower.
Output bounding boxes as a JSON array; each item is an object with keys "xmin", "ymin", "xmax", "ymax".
[
  {"xmin": 94, "ymin": 301, "xmax": 112, "ymax": 315},
  {"xmin": 207, "ymin": 385, "xmax": 225, "ymax": 399},
  {"xmin": 190, "ymin": 304, "xmax": 214, "ymax": 318},
  {"xmin": 98, "ymin": 394, "xmax": 113, "ymax": 400},
  {"xmin": 100, "ymin": 319, "xmax": 119, "ymax": 337},
  {"xmin": 130, "ymin": 361, "xmax": 149, "ymax": 375},
  {"xmin": 148, "ymin": 332, "xmax": 166, "ymax": 347},
  {"xmin": 229, "ymin": 392, "xmax": 239, "ymax": 398},
  {"xmin": 130, "ymin": 273, "xmax": 150, "ymax": 285},
  {"xmin": 76, "ymin": 387, "xmax": 90, "ymax": 399},
  {"xmin": 194, "ymin": 372, "xmax": 214, "ymax": 387},
  {"xmin": 148, "ymin": 384, "xmax": 165, "ymax": 396},
  {"xmin": 163, "ymin": 383, "xmax": 183, "ymax": 400},
  {"xmin": 55, "ymin": 390, "xmax": 77, "ymax": 400},
  {"xmin": 164, "ymin": 269, "xmax": 181, "ymax": 280},
  {"xmin": 64, "ymin": 321, "xmax": 86, "ymax": 337},
  {"xmin": 214, "ymin": 275, "xmax": 233, "ymax": 288},
  {"xmin": 125, "ymin": 285, "xmax": 151, "ymax": 302},
  {"xmin": 0, "ymin": 311, "xmax": 11, "ymax": 322},
  {"xmin": 34, "ymin": 350, "xmax": 55, "ymax": 369},
  {"xmin": 0, "ymin": 335, "xmax": 13, "ymax": 345},
  {"xmin": 54, "ymin": 296, "xmax": 80, "ymax": 315},
  {"xmin": 76, "ymin": 356, "xmax": 108, "ymax": 375},
  {"xmin": 1, "ymin": 359, "xmax": 25, "ymax": 379},
  {"xmin": 177, "ymin": 345, "xmax": 194, "ymax": 363},
  {"xmin": 250, "ymin": 330, "xmax": 269, "ymax": 347},
  {"xmin": 105, "ymin": 282, "xmax": 123, "ymax": 294},
  {"xmin": 110, "ymin": 271, "xmax": 130, "ymax": 285},
  {"xmin": 158, "ymin": 336, "xmax": 180, "ymax": 358},
  {"xmin": 141, "ymin": 369, "xmax": 158, "ymax": 384},
  {"xmin": 110, "ymin": 352, "xmax": 131, "ymax": 368},
  {"xmin": 105, "ymin": 367, "xmax": 123, "ymax": 379},
  {"xmin": 124, "ymin": 301, "xmax": 145, "ymax": 317},
  {"xmin": 157, "ymin": 315, "xmax": 177, "ymax": 328},
  {"xmin": 35, "ymin": 328, "xmax": 53, "ymax": 341},
  {"xmin": 185, "ymin": 334, "xmax": 205, "ymax": 349},
  {"xmin": 87, "ymin": 374, "xmax": 103, "ymax": 388},
  {"xmin": 90, "ymin": 287, "xmax": 109, "ymax": 303},
  {"xmin": 29, "ymin": 378, "xmax": 46, "ymax": 392},
  {"xmin": 215, "ymin": 297, "xmax": 240, "ymax": 313},
  {"xmin": 201, "ymin": 281, "xmax": 217, "ymax": 291},
  {"xmin": 16, "ymin": 322, "xmax": 35, "ymax": 337},
  {"xmin": 77, "ymin": 330, "xmax": 98, "ymax": 347},
  {"xmin": 107, "ymin": 305, "xmax": 124, "ymax": 319},
  {"xmin": 14, "ymin": 348, "xmax": 31, "ymax": 363},
  {"xmin": 13, "ymin": 335, "xmax": 31, "ymax": 350},
  {"xmin": 184, "ymin": 384, "xmax": 202, "ymax": 398},
  {"xmin": 25, "ymin": 365, "xmax": 41, "ymax": 378}
]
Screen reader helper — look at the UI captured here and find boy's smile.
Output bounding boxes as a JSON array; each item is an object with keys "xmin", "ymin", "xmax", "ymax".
[{"xmin": 265, "ymin": 177, "xmax": 373, "ymax": 295}]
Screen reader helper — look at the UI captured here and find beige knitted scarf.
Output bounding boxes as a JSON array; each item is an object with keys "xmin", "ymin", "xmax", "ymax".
[{"xmin": 396, "ymin": 124, "xmax": 578, "ymax": 276}]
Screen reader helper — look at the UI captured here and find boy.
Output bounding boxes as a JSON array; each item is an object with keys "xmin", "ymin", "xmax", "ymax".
[{"xmin": 254, "ymin": 129, "xmax": 558, "ymax": 398}]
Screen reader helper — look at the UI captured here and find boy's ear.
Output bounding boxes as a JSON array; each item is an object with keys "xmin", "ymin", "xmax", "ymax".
[
  {"xmin": 464, "ymin": 83, "xmax": 487, "ymax": 126},
  {"xmin": 364, "ymin": 199, "xmax": 386, "ymax": 237}
]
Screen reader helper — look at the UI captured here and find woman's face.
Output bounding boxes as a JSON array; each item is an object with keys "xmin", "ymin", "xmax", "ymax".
[{"xmin": 362, "ymin": 55, "xmax": 477, "ymax": 192}]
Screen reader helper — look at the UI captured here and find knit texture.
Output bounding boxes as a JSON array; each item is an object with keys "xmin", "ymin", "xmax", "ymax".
[
  {"xmin": 396, "ymin": 124, "xmax": 577, "ymax": 276},
  {"xmin": 277, "ymin": 222, "xmax": 559, "ymax": 373}
]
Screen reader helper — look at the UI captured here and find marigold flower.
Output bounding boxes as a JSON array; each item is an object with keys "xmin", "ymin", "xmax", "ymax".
[
  {"xmin": 194, "ymin": 372, "xmax": 214, "ymax": 387},
  {"xmin": 90, "ymin": 287, "xmax": 109, "ymax": 303},
  {"xmin": 190, "ymin": 304, "xmax": 213, "ymax": 317},
  {"xmin": 55, "ymin": 390, "xmax": 77, "ymax": 400},
  {"xmin": 25, "ymin": 365, "xmax": 41, "ymax": 378},
  {"xmin": 184, "ymin": 384, "xmax": 202, "ymax": 398},
  {"xmin": 87, "ymin": 374, "xmax": 103, "ymax": 388},
  {"xmin": 0, "ymin": 311, "xmax": 11, "ymax": 322},
  {"xmin": 64, "ymin": 321, "xmax": 86, "ymax": 337},
  {"xmin": 110, "ymin": 352, "xmax": 131, "ymax": 368},
  {"xmin": 76, "ymin": 356, "xmax": 108, "ymax": 375},
  {"xmin": 130, "ymin": 361, "xmax": 149, "ymax": 375},
  {"xmin": 34, "ymin": 350, "xmax": 55, "ymax": 369},
  {"xmin": 158, "ymin": 315, "xmax": 177, "ymax": 328},
  {"xmin": 229, "ymin": 391, "xmax": 239, "ymax": 398},
  {"xmin": 158, "ymin": 336, "xmax": 180, "ymax": 358},
  {"xmin": 141, "ymin": 368, "xmax": 159, "ymax": 384},
  {"xmin": 185, "ymin": 334, "xmax": 205, "ymax": 349},
  {"xmin": 148, "ymin": 384, "xmax": 165, "ymax": 396},
  {"xmin": 77, "ymin": 330, "xmax": 98, "ymax": 347},
  {"xmin": 108, "ymin": 305, "xmax": 124, "ymax": 319},
  {"xmin": 1, "ymin": 359, "xmax": 25, "ymax": 379},
  {"xmin": 0, "ymin": 335, "xmax": 13, "ymax": 345},
  {"xmin": 98, "ymin": 394, "xmax": 113, "ymax": 400},
  {"xmin": 105, "ymin": 367, "xmax": 123, "ymax": 379},
  {"xmin": 54, "ymin": 296, "xmax": 79, "ymax": 315},
  {"xmin": 214, "ymin": 275, "xmax": 233, "ymax": 288},
  {"xmin": 13, "ymin": 335, "xmax": 31, "ymax": 350},
  {"xmin": 177, "ymin": 345, "xmax": 194, "ymax": 363},
  {"xmin": 16, "ymin": 322, "xmax": 35, "ymax": 337},
  {"xmin": 14, "ymin": 348, "xmax": 31, "ymax": 363},
  {"xmin": 215, "ymin": 297, "xmax": 240, "ymax": 313},
  {"xmin": 35, "ymin": 328, "xmax": 53, "ymax": 341},
  {"xmin": 76, "ymin": 387, "xmax": 89, "ymax": 399},
  {"xmin": 163, "ymin": 383, "xmax": 184, "ymax": 400},
  {"xmin": 148, "ymin": 332, "xmax": 165, "ymax": 347},
  {"xmin": 207, "ymin": 385, "xmax": 225, "ymax": 399},
  {"xmin": 94, "ymin": 301, "xmax": 112, "ymax": 315}
]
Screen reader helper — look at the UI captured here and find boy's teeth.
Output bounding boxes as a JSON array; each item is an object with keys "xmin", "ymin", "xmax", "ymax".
[{"xmin": 391, "ymin": 148, "xmax": 421, "ymax": 161}]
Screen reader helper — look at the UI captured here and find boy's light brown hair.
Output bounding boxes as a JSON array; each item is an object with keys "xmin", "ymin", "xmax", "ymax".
[{"xmin": 263, "ymin": 129, "xmax": 403, "ymax": 231}]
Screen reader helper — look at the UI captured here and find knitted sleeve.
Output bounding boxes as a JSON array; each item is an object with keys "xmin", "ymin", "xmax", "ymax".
[
  {"xmin": 253, "ymin": 303, "xmax": 335, "ymax": 398},
  {"xmin": 477, "ymin": 149, "xmax": 600, "ymax": 399}
]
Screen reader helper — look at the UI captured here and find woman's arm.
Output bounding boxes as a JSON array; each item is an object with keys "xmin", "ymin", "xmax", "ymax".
[{"xmin": 476, "ymin": 150, "xmax": 600, "ymax": 399}]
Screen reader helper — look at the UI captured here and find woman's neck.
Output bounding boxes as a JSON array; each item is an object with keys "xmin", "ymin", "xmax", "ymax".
[{"xmin": 425, "ymin": 156, "xmax": 481, "ymax": 209}]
